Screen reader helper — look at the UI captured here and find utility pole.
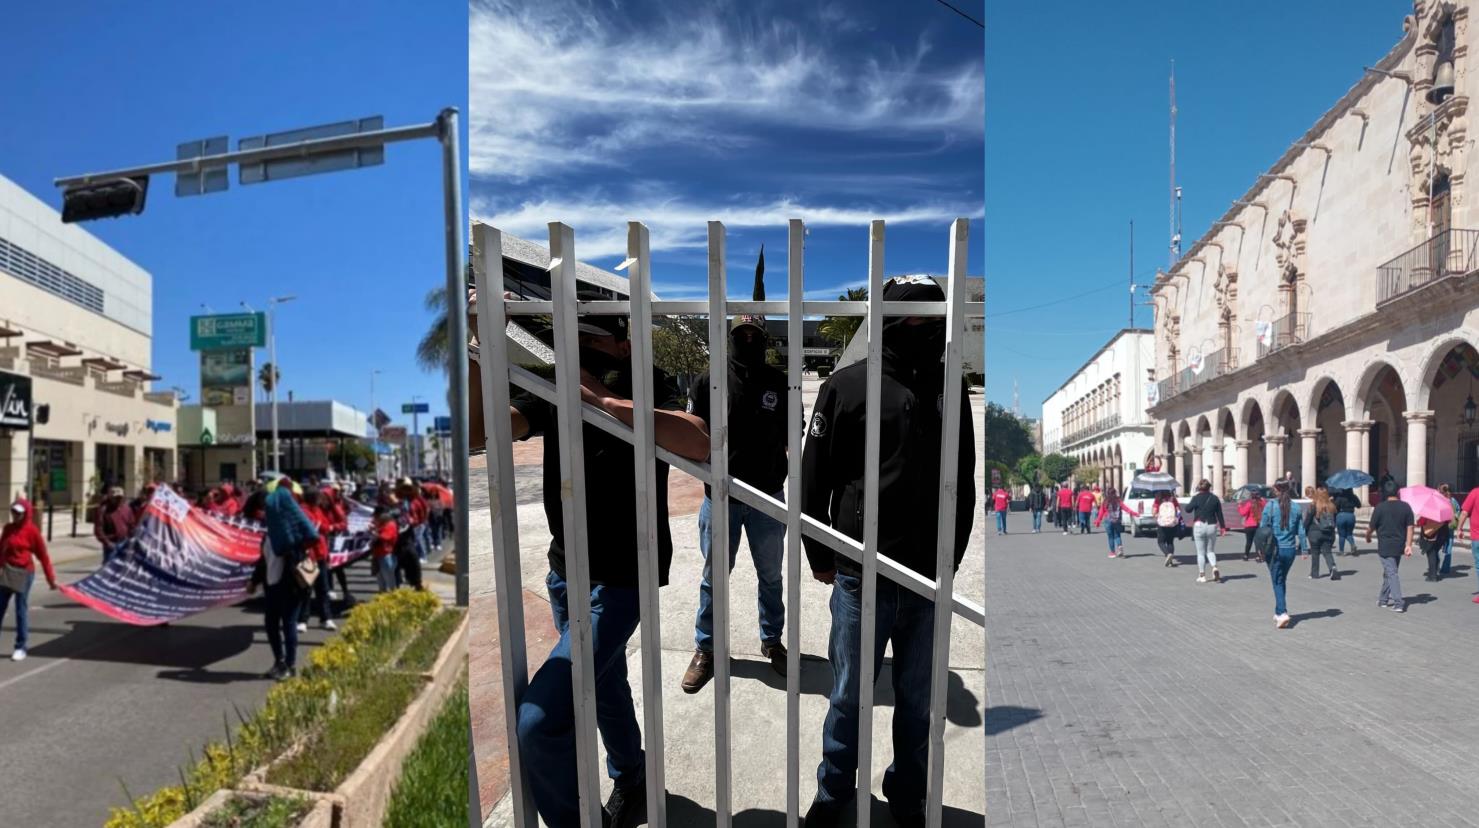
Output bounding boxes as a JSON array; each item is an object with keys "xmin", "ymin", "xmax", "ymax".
[
  {"xmin": 1169, "ymin": 60, "xmax": 1181, "ymax": 269},
  {"xmin": 1129, "ymin": 219, "xmax": 1135, "ymax": 328}
]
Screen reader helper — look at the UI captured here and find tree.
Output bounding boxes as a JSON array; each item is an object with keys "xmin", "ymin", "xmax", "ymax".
[
  {"xmin": 1015, "ymin": 453, "xmax": 1043, "ymax": 486},
  {"xmin": 652, "ymin": 316, "xmax": 709, "ymax": 398},
  {"xmin": 1041, "ymin": 452, "xmax": 1079, "ymax": 484},
  {"xmin": 258, "ymin": 363, "xmax": 280, "ymax": 398},
  {"xmin": 818, "ymin": 286, "xmax": 868, "ymax": 350},
  {"xmin": 984, "ymin": 402, "xmax": 1035, "ymax": 470}
]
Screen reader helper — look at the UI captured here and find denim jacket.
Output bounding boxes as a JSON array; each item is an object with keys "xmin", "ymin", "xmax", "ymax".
[{"xmin": 1258, "ymin": 500, "xmax": 1307, "ymax": 552}]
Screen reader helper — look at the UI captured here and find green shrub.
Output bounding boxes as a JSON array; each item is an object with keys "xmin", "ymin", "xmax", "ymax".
[
  {"xmin": 384, "ymin": 671, "xmax": 469, "ymax": 828},
  {"xmin": 267, "ymin": 673, "xmax": 425, "ymax": 792},
  {"xmin": 395, "ymin": 608, "xmax": 465, "ymax": 673},
  {"xmin": 201, "ymin": 794, "xmax": 311, "ymax": 828}
]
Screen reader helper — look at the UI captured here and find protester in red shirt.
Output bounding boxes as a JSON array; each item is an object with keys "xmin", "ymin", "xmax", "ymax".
[
  {"xmin": 93, "ymin": 487, "xmax": 136, "ymax": 564},
  {"xmin": 1056, "ymin": 485, "xmax": 1074, "ymax": 535},
  {"xmin": 1, "ymin": 499, "xmax": 57, "ymax": 661},
  {"xmin": 992, "ymin": 487, "xmax": 1011, "ymax": 536},
  {"xmin": 370, "ymin": 506, "xmax": 400, "ymax": 593},
  {"xmin": 298, "ymin": 490, "xmax": 337, "ymax": 631},
  {"xmin": 1075, "ymin": 486, "xmax": 1097, "ymax": 534},
  {"xmin": 1457, "ymin": 487, "xmax": 1479, "ymax": 603},
  {"xmin": 396, "ymin": 479, "xmax": 430, "ymax": 563}
]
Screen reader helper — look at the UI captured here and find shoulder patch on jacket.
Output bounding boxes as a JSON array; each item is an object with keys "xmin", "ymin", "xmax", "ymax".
[{"xmin": 809, "ymin": 412, "xmax": 827, "ymax": 437}]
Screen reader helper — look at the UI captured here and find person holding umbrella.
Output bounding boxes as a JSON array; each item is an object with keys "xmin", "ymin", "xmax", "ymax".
[
  {"xmin": 1326, "ymin": 469, "xmax": 1373, "ymax": 555},
  {"xmin": 1398, "ymin": 485, "xmax": 1455, "ymax": 583},
  {"xmin": 1365, "ymin": 480, "xmax": 1414, "ymax": 614}
]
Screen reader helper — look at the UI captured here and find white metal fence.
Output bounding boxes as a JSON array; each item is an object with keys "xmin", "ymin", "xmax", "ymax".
[{"xmin": 475, "ymin": 217, "xmax": 985, "ymax": 827}]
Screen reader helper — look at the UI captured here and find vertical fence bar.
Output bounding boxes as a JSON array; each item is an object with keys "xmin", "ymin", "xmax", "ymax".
[
  {"xmin": 925, "ymin": 218, "xmax": 970, "ymax": 825},
  {"xmin": 706, "ymin": 221, "xmax": 734, "ymax": 826},
  {"xmin": 856, "ymin": 220, "xmax": 887, "ymax": 828},
  {"xmin": 624, "ymin": 222, "xmax": 668, "ymax": 828},
  {"xmin": 548, "ymin": 222, "xmax": 605, "ymax": 828},
  {"xmin": 471, "ymin": 224, "xmax": 536, "ymax": 828},
  {"xmin": 784, "ymin": 218, "xmax": 805, "ymax": 827}
]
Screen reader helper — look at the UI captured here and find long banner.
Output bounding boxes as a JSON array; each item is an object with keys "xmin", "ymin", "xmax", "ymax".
[{"xmin": 60, "ymin": 488, "xmax": 376, "ymax": 626}]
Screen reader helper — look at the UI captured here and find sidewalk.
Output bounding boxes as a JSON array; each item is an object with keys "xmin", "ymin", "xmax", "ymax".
[{"xmin": 471, "ymin": 382, "xmax": 987, "ymax": 824}]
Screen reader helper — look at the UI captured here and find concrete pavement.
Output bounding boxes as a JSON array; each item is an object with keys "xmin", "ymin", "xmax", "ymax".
[
  {"xmin": 471, "ymin": 377, "xmax": 986, "ymax": 825},
  {"xmin": 0, "ymin": 540, "xmax": 455, "ymax": 828},
  {"xmin": 985, "ymin": 511, "xmax": 1479, "ymax": 827}
]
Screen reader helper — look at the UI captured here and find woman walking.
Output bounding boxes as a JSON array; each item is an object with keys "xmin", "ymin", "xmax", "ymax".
[
  {"xmin": 0, "ymin": 499, "xmax": 57, "ymax": 662},
  {"xmin": 261, "ymin": 477, "xmax": 318, "ymax": 681},
  {"xmin": 1187, "ymin": 480, "xmax": 1227, "ymax": 583},
  {"xmin": 1418, "ymin": 513, "xmax": 1450, "ymax": 582},
  {"xmin": 1333, "ymin": 487, "xmax": 1361, "ymax": 555},
  {"xmin": 1152, "ymin": 491, "xmax": 1181, "ymax": 567},
  {"xmin": 1238, "ymin": 489, "xmax": 1267, "ymax": 561},
  {"xmin": 1094, "ymin": 487, "xmax": 1138, "ymax": 558},
  {"xmin": 1305, "ymin": 489, "xmax": 1340, "ymax": 580},
  {"xmin": 1259, "ymin": 482, "xmax": 1307, "ymax": 629},
  {"xmin": 1439, "ymin": 484, "xmax": 1459, "ymax": 575}
]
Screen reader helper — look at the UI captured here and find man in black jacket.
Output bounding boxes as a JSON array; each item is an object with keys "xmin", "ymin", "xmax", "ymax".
[
  {"xmin": 800, "ymin": 277, "xmax": 977, "ymax": 827},
  {"xmin": 681, "ymin": 315, "xmax": 791, "ymax": 693}
]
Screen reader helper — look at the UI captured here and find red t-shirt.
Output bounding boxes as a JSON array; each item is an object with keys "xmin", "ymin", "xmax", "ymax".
[
  {"xmin": 1076, "ymin": 491, "xmax": 1096, "ymax": 512},
  {"xmin": 1056, "ymin": 488, "xmax": 1073, "ymax": 508},
  {"xmin": 1463, "ymin": 488, "xmax": 1479, "ymax": 541},
  {"xmin": 371, "ymin": 521, "xmax": 399, "ymax": 559},
  {"xmin": 992, "ymin": 490, "xmax": 1010, "ymax": 511}
]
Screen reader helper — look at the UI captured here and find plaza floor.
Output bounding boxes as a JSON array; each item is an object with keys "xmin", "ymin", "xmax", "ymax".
[{"xmin": 985, "ymin": 512, "xmax": 1479, "ymax": 827}]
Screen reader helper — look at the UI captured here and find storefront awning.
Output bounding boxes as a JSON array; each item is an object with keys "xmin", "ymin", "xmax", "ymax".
[
  {"xmin": 83, "ymin": 357, "xmax": 129, "ymax": 371},
  {"xmin": 0, "ymin": 322, "xmax": 22, "ymax": 338},
  {"xmin": 26, "ymin": 340, "xmax": 83, "ymax": 358},
  {"xmin": 123, "ymin": 370, "xmax": 162, "ymax": 381}
]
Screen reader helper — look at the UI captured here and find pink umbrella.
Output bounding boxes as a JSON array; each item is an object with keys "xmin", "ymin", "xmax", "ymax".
[{"xmin": 1399, "ymin": 486, "xmax": 1454, "ymax": 523}]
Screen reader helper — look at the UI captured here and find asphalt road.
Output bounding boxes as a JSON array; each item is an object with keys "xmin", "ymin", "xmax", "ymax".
[{"xmin": 0, "ymin": 544, "xmax": 454, "ymax": 828}]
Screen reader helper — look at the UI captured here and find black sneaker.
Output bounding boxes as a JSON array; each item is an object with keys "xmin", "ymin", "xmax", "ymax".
[
  {"xmin": 604, "ymin": 783, "xmax": 646, "ymax": 828},
  {"xmin": 803, "ymin": 796, "xmax": 845, "ymax": 827},
  {"xmin": 264, "ymin": 662, "xmax": 288, "ymax": 681},
  {"xmin": 887, "ymin": 801, "xmax": 926, "ymax": 828}
]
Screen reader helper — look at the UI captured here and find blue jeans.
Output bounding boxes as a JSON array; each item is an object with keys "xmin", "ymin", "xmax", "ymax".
[
  {"xmin": 994, "ymin": 510, "xmax": 1007, "ymax": 534},
  {"xmin": 1105, "ymin": 522, "xmax": 1123, "ymax": 553},
  {"xmin": 1335, "ymin": 512, "xmax": 1357, "ymax": 553},
  {"xmin": 1440, "ymin": 533, "xmax": 1453, "ymax": 575},
  {"xmin": 1268, "ymin": 546, "xmax": 1296, "ymax": 616},
  {"xmin": 518, "ymin": 571, "xmax": 644, "ymax": 828},
  {"xmin": 1078, "ymin": 511, "xmax": 1091, "ymax": 533},
  {"xmin": 816, "ymin": 572, "xmax": 934, "ymax": 813},
  {"xmin": 103, "ymin": 541, "xmax": 127, "ymax": 564},
  {"xmin": 1031, "ymin": 510, "xmax": 1043, "ymax": 531},
  {"xmin": 375, "ymin": 556, "xmax": 398, "ymax": 592},
  {"xmin": 414, "ymin": 524, "xmax": 429, "ymax": 561},
  {"xmin": 0, "ymin": 571, "xmax": 35, "ymax": 651},
  {"xmin": 696, "ymin": 493, "xmax": 786, "ymax": 651},
  {"xmin": 263, "ymin": 580, "xmax": 302, "ymax": 668}
]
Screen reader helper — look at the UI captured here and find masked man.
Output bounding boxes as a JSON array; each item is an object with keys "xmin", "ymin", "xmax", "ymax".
[{"xmin": 800, "ymin": 277, "xmax": 977, "ymax": 827}]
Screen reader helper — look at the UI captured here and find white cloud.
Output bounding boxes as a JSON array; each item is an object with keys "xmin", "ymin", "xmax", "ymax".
[
  {"xmin": 468, "ymin": 0, "xmax": 983, "ymax": 181},
  {"xmin": 471, "ymin": 191, "xmax": 982, "ymax": 259}
]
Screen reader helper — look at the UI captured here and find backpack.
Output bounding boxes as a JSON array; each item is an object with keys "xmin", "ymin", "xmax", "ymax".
[
  {"xmin": 1312, "ymin": 509, "xmax": 1335, "ymax": 533},
  {"xmin": 1156, "ymin": 500, "xmax": 1179, "ymax": 528}
]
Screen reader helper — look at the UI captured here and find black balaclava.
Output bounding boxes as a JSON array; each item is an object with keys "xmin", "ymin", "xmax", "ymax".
[
  {"xmin": 881, "ymin": 278, "xmax": 947, "ymax": 368},
  {"xmin": 733, "ymin": 328, "xmax": 768, "ymax": 368}
]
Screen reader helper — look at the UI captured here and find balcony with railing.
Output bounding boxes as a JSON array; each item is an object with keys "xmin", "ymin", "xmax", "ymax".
[
  {"xmin": 1377, "ymin": 228, "xmax": 1479, "ymax": 305},
  {"xmin": 1256, "ymin": 313, "xmax": 1310, "ymax": 359},
  {"xmin": 1062, "ymin": 412, "xmax": 1123, "ymax": 447},
  {"xmin": 1153, "ymin": 347, "xmax": 1240, "ymax": 405}
]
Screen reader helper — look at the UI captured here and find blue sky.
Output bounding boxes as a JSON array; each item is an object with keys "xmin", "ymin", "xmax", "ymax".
[
  {"xmin": 986, "ymin": 1, "xmax": 1402, "ymax": 416},
  {"xmin": 2, "ymin": 2, "xmax": 467, "ymax": 430},
  {"xmin": 469, "ymin": 0, "xmax": 984, "ymax": 300}
]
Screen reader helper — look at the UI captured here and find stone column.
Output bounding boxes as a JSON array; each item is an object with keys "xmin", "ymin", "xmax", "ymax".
[
  {"xmin": 1233, "ymin": 440, "xmax": 1251, "ymax": 490},
  {"xmin": 1194, "ymin": 444, "xmax": 1206, "ymax": 487},
  {"xmin": 1264, "ymin": 434, "xmax": 1287, "ymax": 484},
  {"xmin": 1166, "ymin": 450, "xmax": 1177, "ymax": 484},
  {"xmin": 1342, "ymin": 420, "xmax": 1374, "ymax": 503},
  {"xmin": 1404, "ymin": 411, "xmax": 1435, "ymax": 488},
  {"xmin": 1211, "ymin": 441, "xmax": 1226, "ymax": 497},
  {"xmin": 1299, "ymin": 429, "xmax": 1320, "ymax": 495}
]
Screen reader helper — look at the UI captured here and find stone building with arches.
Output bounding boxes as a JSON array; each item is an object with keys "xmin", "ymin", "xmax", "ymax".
[
  {"xmin": 1149, "ymin": 1, "xmax": 1479, "ymax": 499},
  {"xmin": 1042, "ymin": 329, "xmax": 1156, "ymax": 490}
]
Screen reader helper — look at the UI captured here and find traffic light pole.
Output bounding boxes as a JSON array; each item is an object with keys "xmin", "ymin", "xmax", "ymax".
[{"xmin": 54, "ymin": 110, "xmax": 471, "ymax": 610}]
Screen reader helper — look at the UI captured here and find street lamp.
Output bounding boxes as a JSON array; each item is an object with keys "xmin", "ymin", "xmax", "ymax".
[{"xmin": 1464, "ymin": 379, "xmax": 1476, "ymax": 428}]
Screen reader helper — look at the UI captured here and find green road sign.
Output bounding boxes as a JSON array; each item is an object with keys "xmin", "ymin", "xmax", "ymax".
[{"xmin": 190, "ymin": 313, "xmax": 266, "ymax": 351}]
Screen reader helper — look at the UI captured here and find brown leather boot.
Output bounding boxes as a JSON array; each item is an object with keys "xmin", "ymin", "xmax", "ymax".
[{"xmin": 681, "ymin": 649, "xmax": 713, "ymax": 694}]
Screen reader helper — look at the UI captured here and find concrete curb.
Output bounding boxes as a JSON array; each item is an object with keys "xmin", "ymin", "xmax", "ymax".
[{"xmin": 165, "ymin": 788, "xmax": 335, "ymax": 828}]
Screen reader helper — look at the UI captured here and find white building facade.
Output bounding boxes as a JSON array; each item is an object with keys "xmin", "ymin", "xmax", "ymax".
[
  {"xmin": 1149, "ymin": 0, "xmax": 1479, "ymax": 498},
  {"xmin": 1042, "ymin": 328, "xmax": 1156, "ymax": 491},
  {"xmin": 0, "ymin": 174, "xmax": 177, "ymax": 506}
]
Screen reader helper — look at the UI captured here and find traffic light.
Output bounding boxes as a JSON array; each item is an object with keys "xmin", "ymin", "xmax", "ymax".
[{"xmin": 61, "ymin": 176, "xmax": 149, "ymax": 223}]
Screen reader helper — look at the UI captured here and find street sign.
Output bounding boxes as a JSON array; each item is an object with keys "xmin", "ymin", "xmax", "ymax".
[
  {"xmin": 191, "ymin": 313, "xmax": 267, "ymax": 351},
  {"xmin": 433, "ymin": 415, "xmax": 452, "ymax": 434},
  {"xmin": 402, "ymin": 402, "xmax": 430, "ymax": 414},
  {"xmin": 0, "ymin": 370, "xmax": 32, "ymax": 430},
  {"xmin": 175, "ymin": 136, "xmax": 229, "ymax": 197},
  {"xmin": 238, "ymin": 116, "xmax": 385, "ymax": 185}
]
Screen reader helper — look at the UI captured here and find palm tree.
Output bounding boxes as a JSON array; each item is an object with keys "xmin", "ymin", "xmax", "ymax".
[
  {"xmin": 417, "ymin": 285, "xmax": 451, "ymax": 373},
  {"xmin": 818, "ymin": 286, "xmax": 868, "ymax": 349}
]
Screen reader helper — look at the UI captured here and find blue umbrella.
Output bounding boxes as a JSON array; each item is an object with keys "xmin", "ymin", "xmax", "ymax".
[{"xmin": 1326, "ymin": 469, "xmax": 1374, "ymax": 490}]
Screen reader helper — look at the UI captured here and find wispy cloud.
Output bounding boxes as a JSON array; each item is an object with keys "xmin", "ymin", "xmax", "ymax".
[
  {"xmin": 471, "ymin": 191, "xmax": 981, "ymax": 259},
  {"xmin": 468, "ymin": 0, "xmax": 983, "ymax": 181}
]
